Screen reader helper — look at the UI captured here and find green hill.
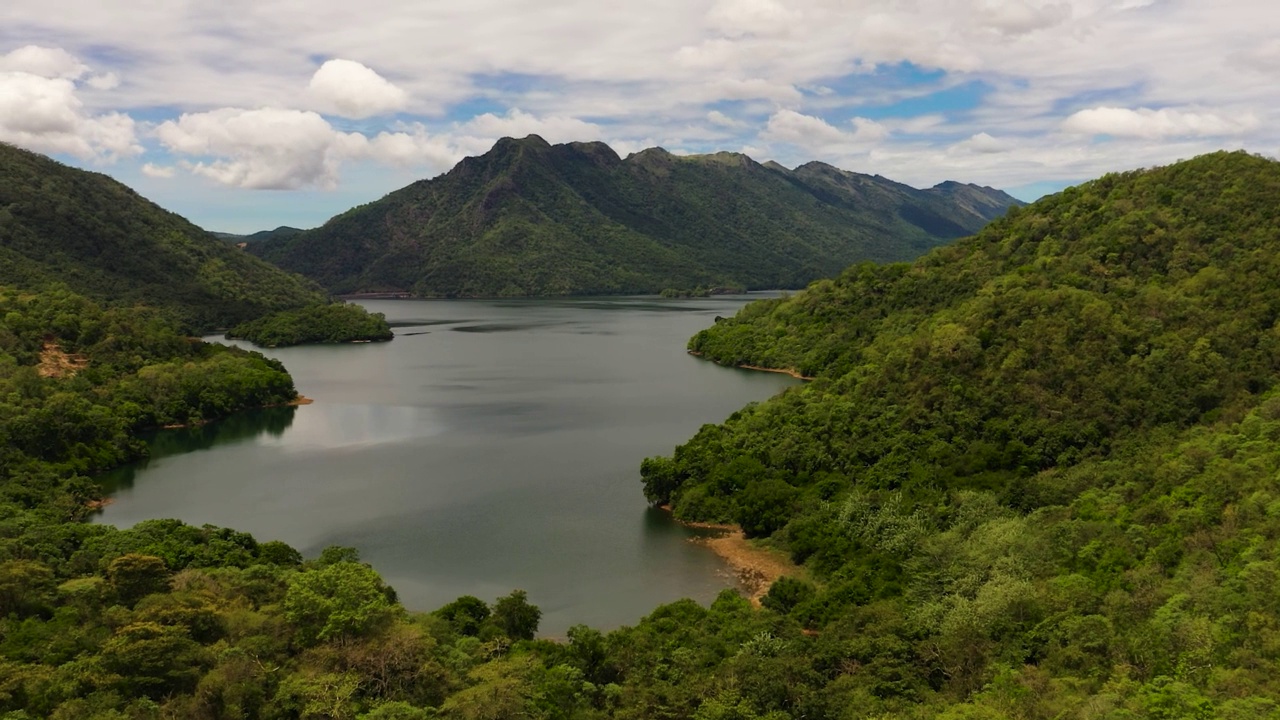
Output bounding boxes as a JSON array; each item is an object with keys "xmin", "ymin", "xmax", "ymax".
[
  {"xmin": 0, "ymin": 144, "xmax": 325, "ymax": 330},
  {"xmin": 8, "ymin": 150, "xmax": 1280, "ymax": 719},
  {"xmin": 212, "ymin": 226, "xmax": 306, "ymax": 245},
  {"xmin": 249, "ymin": 136, "xmax": 1021, "ymax": 296},
  {"xmin": 636, "ymin": 150, "xmax": 1280, "ymax": 711}
]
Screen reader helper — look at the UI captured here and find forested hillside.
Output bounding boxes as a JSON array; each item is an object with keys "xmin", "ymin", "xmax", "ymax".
[
  {"xmin": 250, "ymin": 136, "xmax": 1020, "ymax": 297},
  {"xmin": 636, "ymin": 150, "xmax": 1280, "ymax": 715},
  {"xmin": 10, "ymin": 150, "xmax": 1280, "ymax": 719},
  {"xmin": 226, "ymin": 303, "xmax": 394, "ymax": 347},
  {"xmin": 0, "ymin": 144, "xmax": 325, "ymax": 331}
]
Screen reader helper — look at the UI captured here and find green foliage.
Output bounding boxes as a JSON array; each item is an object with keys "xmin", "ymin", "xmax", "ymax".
[
  {"xmin": 226, "ymin": 302, "xmax": 394, "ymax": 347},
  {"xmin": 622, "ymin": 150, "xmax": 1280, "ymax": 714},
  {"xmin": 250, "ymin": 136, "xmax": 1020, "ymax": 297},
  {"xmin": 0, "ymin": 143, "xmax": 324, "ymax": 331},
  {"xmin": 104, "ymin": 555, "xmax": 169, "ymax": 607},
  {"xmin": 283, "ymin": 561, "xmax": 398, "ymax": 646},
  {"xmin": 434, "ymin": 596, "xmax": 491, "ymax": 637},
  {"xmin": 12, "ymin": 151, "xmax": 1280, "ymax": 718},
  {"xmin": 491, "ymin": 590, "xmax": 542, "ymax": 641}
]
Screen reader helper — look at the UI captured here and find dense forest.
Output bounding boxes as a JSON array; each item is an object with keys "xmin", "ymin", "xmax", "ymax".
[
  {"xmin": 0, "ymin": 144, "xmax": 325, "ymax": 332},
  {"xmin": 8, "ymin": 147, "xmax": 1280, "ymax": 718},
  {"xmin": 226, "ymin": 304, "xmax": 394, "ymax": 347},
  {"xmin": 637, "ymin": 150, "xmax": 1280, "ymax": 715},
  {"xmin": 249, "ymin": 136, "xmax": 1020, "ymax": 297}
]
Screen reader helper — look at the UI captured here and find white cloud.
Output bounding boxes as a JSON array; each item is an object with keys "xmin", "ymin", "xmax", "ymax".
[
  {"xmin": 762, "ymin": 111, "xmax": 889, "ymax": 154},
  {"xmin": 0, "ymin": 71, "xmax": 140, "ymax": 160},
  {"xmin": 86, "ymin": 72, "xmax": 120, "ymax": 91},
  {"xmin": 156, "ymin": 108, "xmax": 366, "ymax": 189},
  {"xmin": 1062, "ymin": 106, "xmax": 1258, "ymax": 139},
  {"xmin": 455, "ymin": 108, "xmax": 603, "ymax": 145},
  {"xmin": 710, "ymin": 77, "xmax": 801, "ymax": 102},
  {"xmin": 850, "ymin": 117, "xmax": 889, "ymax": 143},
  {"xmin": 951, "ymin": 132, "xmax": 1008, "ymax": 154},
  {"xmin": 307, "ymin": 59, "xmax": 408, "ymax": 119},
  {"xmin": 763, "ymin": 110, "xmax": 846, "ymax": 146},
  {"xmin": 706, "ymin": 0, "xmax": 797, "ymax": 38},
  {"xmin": 976, "ymin": 0, "xmax": 1071, "ymax": 36},
  {"xmin": 141, "ymin": 163, "xmax": 175, "ymax": 178},
  {"xmin": 707, "ymin": 110, "xmax": 745, "ymax": 128},
  {"xmin": 365, "ymin": 126, "xmax": 464, "ymax": 170},
  {"xmin": 0, "ymin": 45, "xmax": 88, "ymax": 79},
  {"xmin": 0, "ymin": 0, "xmax": 1276, "ymax": 205},
  {"xmin": 1232, "ymin": 39, "xmax": 1280, "ymax": 73}
]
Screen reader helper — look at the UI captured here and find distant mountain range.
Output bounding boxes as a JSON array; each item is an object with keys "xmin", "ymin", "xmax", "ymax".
[
  {"xmin": 0, "ymin": 143, "xmax": 324, "ymax": 330},
  {"xmin": 211, "ymin": 227, "xmax": 305, "ymax": 245},
  {"xmin": 249, "ymin": 135, "xmax": 1023, "ymax": 297}
]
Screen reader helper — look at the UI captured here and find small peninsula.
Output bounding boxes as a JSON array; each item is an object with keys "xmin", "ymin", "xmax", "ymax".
[{"xmin": 225, "ymin": 303, "xmax": 394, "ymax": 347}]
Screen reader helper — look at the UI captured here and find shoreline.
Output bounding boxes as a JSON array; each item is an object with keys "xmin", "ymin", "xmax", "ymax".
[
  {"xmin": 159, "ymin": 394, "xmax": 313, "ymax": 430},
  {"xmin": 660, "ymin": 505, "xmax": 804, "ymax": 606},
  {"xmin": 686, "ymin": 351, "xmax": 814, "ymax": 381}
]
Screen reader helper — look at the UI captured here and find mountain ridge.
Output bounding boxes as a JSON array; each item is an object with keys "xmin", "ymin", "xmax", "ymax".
[{"xmin": 249, "ymin": 135, "xmax": 1023, "ymax": 297}]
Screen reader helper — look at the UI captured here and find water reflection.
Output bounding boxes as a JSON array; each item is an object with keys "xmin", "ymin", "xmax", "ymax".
[
  {"xmin": 99, "ymin": 406, "xmax": 297, "ymax": 493},
  {"xmin": 95, "ymin": 295, "xmax": 797, "ymax": 633}
]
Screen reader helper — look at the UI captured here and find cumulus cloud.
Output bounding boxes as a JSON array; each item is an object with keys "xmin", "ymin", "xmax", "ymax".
[
  {"xmin": 0, "ymin": 45, "xmax": 88, "ymax": 79},
  {"xmin": 455, "ymin": 108, "xmax": 603, "ymax": 145},
  {"xmin": 156, "ymin": 108, "xmax": 366, "ymax": 189},
  {"xmin": 0, "ymin": 70, "xmax": 140, "ymax": 160},
  {"xmin": 1062, "ymin": 106, "xmax": 1258, "ymax": 139},
  {"xmin": 365, "ymin": 126, "xmax": 464, "ymax": 169},
  {"xmin": 763, "ymin": 110, "xmax": 846, "ymax": 146},
  {"xmin": 850, "ymin": 117, "xmax": 890, "ymax": 143},
  {"xmin": 762, "ymin": 111, "xmax": 889, "ymax": 153},
  {"xmin": 951, "ymin": 132, "xmax": 1008, "ymax": 154},
  {"xmin": 307, "ymin": 59, "xmax": 408, "ymax": 119},
  {"xmin": 2, "ymin": 1, "xmax": 1277, "ymax": 200}
]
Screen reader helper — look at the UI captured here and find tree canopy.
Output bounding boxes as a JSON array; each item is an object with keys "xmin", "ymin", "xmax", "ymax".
[{"xmin": 0, "ymin": 142, "xmax": 324, "ymax": 332}]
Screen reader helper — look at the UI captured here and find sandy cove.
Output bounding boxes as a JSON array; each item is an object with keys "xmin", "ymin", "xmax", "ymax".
[
  {"xmin": 695, "ymin": 529, "xmax": 805, "ymax": 606},
  {"xmin": 661, "ymin": 506, "xmax": 805, "ymax": 606}
]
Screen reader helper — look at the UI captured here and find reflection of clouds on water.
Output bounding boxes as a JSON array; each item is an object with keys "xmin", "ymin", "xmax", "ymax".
[{"xmin": 257, "ymin": 404, "xmax": 447, "ymax": 451}]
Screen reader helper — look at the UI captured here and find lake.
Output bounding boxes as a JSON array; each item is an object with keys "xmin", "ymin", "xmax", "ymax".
[{"xmin": 96, "ymin": 295, "xmax": 797, "ymax": 634}]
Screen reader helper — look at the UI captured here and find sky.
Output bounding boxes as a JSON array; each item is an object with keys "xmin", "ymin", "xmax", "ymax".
[{"xmin": 1, "ymin": 0, "xmax": 1276, "ymax": 233}]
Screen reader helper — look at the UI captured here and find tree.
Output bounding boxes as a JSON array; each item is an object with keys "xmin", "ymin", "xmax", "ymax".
[
  {"xmin": 106, "ymin": 554, "xmax": 170, "ymax": 607},
  {"xmin": 0, "ymin": 560, "xmax": 56, "ymax": 617},
  {"xmin": 284, "ymin": 562, "xmax": 398, "ymax": 646},
  {"xmin": 98, "ymin": 622, "xmax": 210, "ymax": 698},
  {"xmin": 435, "ymin": 595, "xmax": 491, "ymax": 637},
  {"xmin": 491, "ymin": 590, "xmax": 541, "ymax": 641},
  {"xmin": 734, "ymin": 479, "xmax": 798, "ymax": 538}
]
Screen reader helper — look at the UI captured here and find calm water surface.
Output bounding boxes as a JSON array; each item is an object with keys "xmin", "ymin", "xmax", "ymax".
[{"xmin": 97, "ymin": 296, "xmax": 796, "ymax": 634}]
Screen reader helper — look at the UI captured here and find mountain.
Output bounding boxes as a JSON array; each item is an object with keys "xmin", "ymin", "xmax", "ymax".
[
  {"xmin": 213, "ymin": 226, "xmax": 306, "ymax": 245},
  {"xmin": 638, "ymin": 150, "xmax": 1280, "ymax": 709},
  {"xmin": 249, "ymin": 135, "xmax": 1021, "ymax": 297},
  {"xmin": 0, "ymin": 144, "xmax": 325, "ymax": 330}
]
